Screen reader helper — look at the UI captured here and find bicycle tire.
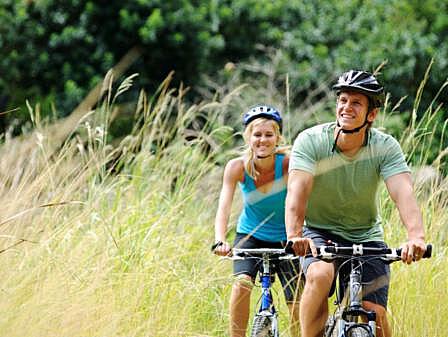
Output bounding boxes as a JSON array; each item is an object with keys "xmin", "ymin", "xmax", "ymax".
[
  {"xmin": 324, "ymin": 315, "xmax": 338, "ymax": 337},
  {"xmin": 346, "ymin": 325, "xmax": 372, "ymax": 337},
  {"xmin": 250, "ymin": 313, "xmax": 275, "ymax": 337}
]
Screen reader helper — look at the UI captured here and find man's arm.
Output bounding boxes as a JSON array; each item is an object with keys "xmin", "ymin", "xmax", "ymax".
[
  {"xmin": 285, "ymin": 169, "xmax": 316, "ymax": 255},
  {"xmin": 385, "ymin": 172, "xmax": 426, "ymax": 264}
]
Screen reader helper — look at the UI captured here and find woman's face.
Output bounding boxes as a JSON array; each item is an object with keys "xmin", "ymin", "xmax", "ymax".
[{"xmin": 248, "ymin": 120, "xmax": 279, "ymax": 158}]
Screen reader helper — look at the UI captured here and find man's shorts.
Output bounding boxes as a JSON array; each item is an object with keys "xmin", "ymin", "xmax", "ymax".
[
  {"xmin": 233, "ymin": 233, "xmax": 303, "ymax": 303},
  {"xmin": 301, "ymin": 227, "xmax": 390, "ymax": 308}
]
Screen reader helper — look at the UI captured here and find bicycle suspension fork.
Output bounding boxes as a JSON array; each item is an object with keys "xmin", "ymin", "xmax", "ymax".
[
  {"xmin": 259, "ymin": 253, "xmax": 275, "ymax": 313},
  {"xmin": 349, "ymin": 261, "xmax": 362, "ymax": 309},
  {"xmin": 343, "ymin": 258, "xmax": 376, "ymax": 333}
]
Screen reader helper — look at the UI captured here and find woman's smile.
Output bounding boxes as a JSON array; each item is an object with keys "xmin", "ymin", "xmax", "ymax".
[{"xmin": 250, "ymin": 121, "xmax": 278, "ymax": 157}]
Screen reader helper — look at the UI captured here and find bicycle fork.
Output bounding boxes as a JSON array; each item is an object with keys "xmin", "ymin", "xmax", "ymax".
[
  {"xmin": 260, "ymin": 254, "xmax": 275, "ymax": 313},
  {"xmin": 256, "ymin": 253, "xmax": 279, "ymax": 337},
  {"xmin": 342, "ymin": 260, "xmax": 376, "ymax": 336}
]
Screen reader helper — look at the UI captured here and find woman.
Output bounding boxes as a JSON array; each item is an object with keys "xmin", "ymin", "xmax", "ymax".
[{"xmin": 213, "ymin": 104, "xmax": 301, "ymax": 337}]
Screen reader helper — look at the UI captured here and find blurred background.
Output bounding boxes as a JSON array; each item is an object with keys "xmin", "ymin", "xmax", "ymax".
[
  {"xmin": 1, "ymin": 1, "xmax": 447, "ymax": 157},
  {"xmin": 0, "ymin": 1, "xmax": 446, "ymax": 336}
]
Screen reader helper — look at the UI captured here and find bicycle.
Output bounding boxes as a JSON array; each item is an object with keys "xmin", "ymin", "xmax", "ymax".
[
  {"xmin": 310, "ymin": 243, "xmax": 433, "ymax": 337},
  {"xmin": 225, "ymin": 247, "xmax": 300, "ymax": 337}
]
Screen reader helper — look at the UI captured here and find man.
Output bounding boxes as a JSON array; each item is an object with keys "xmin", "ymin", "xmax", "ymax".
[{"xmin": 285, "ymin": 70, "xmax": 427, "ymax": 337}]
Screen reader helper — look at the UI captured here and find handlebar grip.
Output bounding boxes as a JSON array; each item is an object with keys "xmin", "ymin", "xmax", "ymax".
[
  {"xmin": 423, "ymin": 244, "xmax": 432, "ymax": 258},
  {"xmin": 396, "ymin": 244, "xmax": 432, "ymax": 258},
  {"xmin": 211, "ymin": 241, "xmax": 223, "ymax": 252},
  {"xmin": 285, "ymin": 241, "xmax": 295, "ymax": 255}
]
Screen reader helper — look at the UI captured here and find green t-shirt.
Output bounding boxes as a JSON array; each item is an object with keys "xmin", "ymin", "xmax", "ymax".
[{"xmin": 289, "ymin": 122, "xmax": 410, "ymax": 242}]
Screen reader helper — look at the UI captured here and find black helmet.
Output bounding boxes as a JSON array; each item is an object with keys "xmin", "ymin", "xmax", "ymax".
[
  {"xmin": 332, "ymin": 70, "xmax": 385, "ymax": 108},
  {"xmin": 243, "ymin": 104, "xmax": 282, "ymax": 131}
]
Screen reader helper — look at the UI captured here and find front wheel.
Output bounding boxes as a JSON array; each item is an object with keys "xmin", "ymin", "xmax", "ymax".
[
  {"xmin": 346, "ymin": 325, "xmax": 373, "ymax": 337},
  {"xmin": 250, "ymin": 312, "xmax": 277, "ymax": 337},
  {"xmin": 324, "ymin": 315, "xmax": 338, "ymax": 337}
]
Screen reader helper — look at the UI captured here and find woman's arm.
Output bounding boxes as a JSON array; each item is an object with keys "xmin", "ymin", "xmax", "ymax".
[{"xmin": 214, "ymin": 158, "xmax": 244, "ymax": 255}]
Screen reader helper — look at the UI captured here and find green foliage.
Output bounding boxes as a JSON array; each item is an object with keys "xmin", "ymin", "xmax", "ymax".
[{"xmin": 0, "ymin": 0, "xmax": 447, "ymax": 155}]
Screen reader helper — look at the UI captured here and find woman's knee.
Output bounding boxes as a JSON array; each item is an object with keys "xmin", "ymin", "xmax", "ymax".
[{"xmin": 232, "ymin": 274, "xmax": 254, "ymax": 294}]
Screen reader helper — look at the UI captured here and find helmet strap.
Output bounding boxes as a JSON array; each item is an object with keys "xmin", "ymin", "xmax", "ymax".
[{"xmin": 332, "ymin": 114, "xmax": 370, "ymax": 153}]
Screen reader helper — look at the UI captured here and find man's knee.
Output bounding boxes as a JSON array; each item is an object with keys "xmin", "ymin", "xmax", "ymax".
[
  {"xmin": 306, "ymin": 261, "xmax": 334, "ymax": 287},
  {"xmin": 363, "ymin": 301, "xmax": 387, "ymax": 320},
  {"xmin": 363, "ymin": 301, "xmax": 391, "ymax": 337}
]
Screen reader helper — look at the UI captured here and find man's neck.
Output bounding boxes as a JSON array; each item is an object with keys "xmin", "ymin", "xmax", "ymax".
[{"xmin": 335, "ymin": 129, "xmax": 367, "ymax": 157}]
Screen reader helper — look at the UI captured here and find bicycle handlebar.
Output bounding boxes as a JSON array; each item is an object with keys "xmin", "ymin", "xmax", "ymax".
[
  {"xmin": 301, "ymin": 243, "xmax": 432, "ymax": 261},
  {"xmin": 226, "ymin": 247, "xmax": 298, "ymax": 260},
  {"xmin": 218, "ymin": 243, "xmax": 432, "ymax": 262}
]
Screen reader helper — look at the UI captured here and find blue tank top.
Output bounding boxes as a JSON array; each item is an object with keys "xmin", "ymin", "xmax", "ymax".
[{"xmin": 237, "ymin": 153, "xmax": 287, "ymax": 242}]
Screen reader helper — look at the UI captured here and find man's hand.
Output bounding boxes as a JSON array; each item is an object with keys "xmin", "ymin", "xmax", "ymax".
[
  {"xmin": 400, "ymin": 238, "xmax": 426, "ymax": 264},
  {"xmin": 288, "ymin": 236, "xmax": 317, "ymax": 256}
]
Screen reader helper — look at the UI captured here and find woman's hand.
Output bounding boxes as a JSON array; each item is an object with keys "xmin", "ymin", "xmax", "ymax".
[{"xmin": 211, "ymin": 241, "xmax": 231, "ymax": 256}]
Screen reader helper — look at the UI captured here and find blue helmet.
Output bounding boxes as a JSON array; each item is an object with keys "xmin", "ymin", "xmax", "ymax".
[{"xmin": 243, "ymin": 104, "xmax": 283, "ymax": 131}]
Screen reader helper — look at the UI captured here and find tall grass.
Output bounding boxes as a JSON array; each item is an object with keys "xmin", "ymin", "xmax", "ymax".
[
  {"xmin": 378, "ymin": 72, "xmax": 448, "ymax": 337},
  {"xmin": 0, "ymin": 72, "xmax": 446, "ymax": 337}
]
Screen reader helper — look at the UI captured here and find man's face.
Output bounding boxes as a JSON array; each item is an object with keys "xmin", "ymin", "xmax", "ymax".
[{"xmin": 336, "ymin": 91, "xmax": 375, "ymax": 129}]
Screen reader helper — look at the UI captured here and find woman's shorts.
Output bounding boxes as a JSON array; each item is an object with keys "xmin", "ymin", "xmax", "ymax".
[
  {"xmin": 233, "ymin": 232, "xmax": 303, "ymax": 303},
  {"xmin": 301, "ymin": 227, "xmax": 390, "ymax": 308}
]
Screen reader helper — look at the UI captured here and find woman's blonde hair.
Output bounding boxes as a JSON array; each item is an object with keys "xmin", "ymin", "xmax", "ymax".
[{"xmin": 242, "ymin": 118, "xmax": 290, "ymax": 180}]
